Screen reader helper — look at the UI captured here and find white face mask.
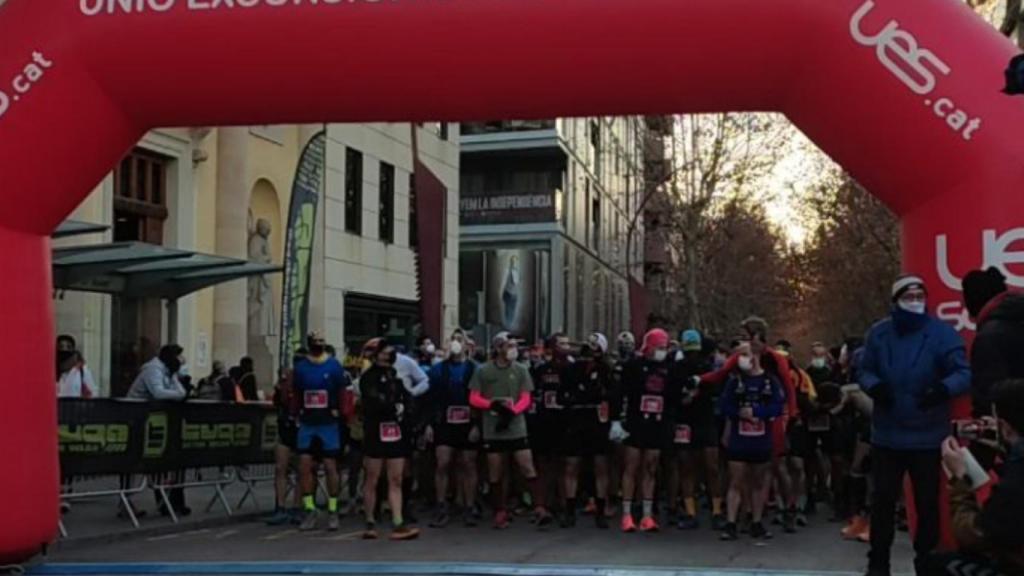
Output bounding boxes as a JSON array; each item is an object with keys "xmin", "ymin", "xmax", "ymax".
[
  {"xmin": 449, "ymin": 340, "xmax": 463, "ymax": 356},
  {"xmin": 899, "ymin": 301, "xmax": 927, "ymax": 315},
  {"xmin": 506, "ymin": 348, "xmax": 519, "ymax": 362},
  {"xmin": 738, "ymin": 356, "xmax": 753, "ymax": 372},
  {"xmin": 431, "ymin": 357, "xmax": 443, "ymax": 366},
  {"xmin": 811, "ymin": 357, "xmax": 826, "ymax": 369},
  {"xmin": 425, "ymin": 343, "xmax": 436, "ymax": 355},
  {"xmin": 652, "ymin": 349, "xmax": 668, "ymax": 363}
]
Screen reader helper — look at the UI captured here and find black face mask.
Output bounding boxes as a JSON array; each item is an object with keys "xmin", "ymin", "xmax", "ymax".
[
  {"xmin": 165, "ymin": 358, "xmax": 182, "ymax": 374},
  {"xmin": 309, "ymin": 344, "xmax": 325, "ymax": 357},
  {"xmin": 57, "ymin": 350, "xmax": 76, "ymax": 365}
]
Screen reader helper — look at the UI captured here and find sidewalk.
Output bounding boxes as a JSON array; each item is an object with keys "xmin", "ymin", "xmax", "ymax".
[{"xmin": 53, "ymin": 470, "xmax": 279, "ymax": 550}]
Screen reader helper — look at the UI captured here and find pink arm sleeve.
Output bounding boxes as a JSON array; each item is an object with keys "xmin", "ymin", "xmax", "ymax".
[
  {"xmin": 701, "ymin": 353, "xmax": 738, "ymax": 385},
  {"xmin": 511, "ymin": 391, "xmax": 532, "ymax": 415},
  {"xmin": 469, "ymin": 389, "xmax": 491, "ymax": 410}
]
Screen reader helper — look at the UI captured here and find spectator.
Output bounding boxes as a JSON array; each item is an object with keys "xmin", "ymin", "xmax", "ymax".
[
  {"xmin": 859, "ymin": 275, "xmax": 971, "ymax": 576},
  {"xmin": 195, "ymin": 360, "xmax": 232, "ymax": 401},
  {"xmin": 126, "ymin": 345, "xmax": 188, "ymax": 401},
  {"xmin": 56, "ymin": 335, "xmax": 95, "ymax": 399},
  {"xmin": 922, "ymin": 379, "xmax": 1024, "ymax": 576},
  {"xmin": 962, "ymin": 267, "xmax": 1024, "ymax": 419},
  {"xmin": 237, "ymin": 356, "xmax": 259, "ymax": 401}
]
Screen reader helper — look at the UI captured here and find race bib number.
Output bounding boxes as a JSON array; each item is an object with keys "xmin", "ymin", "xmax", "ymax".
[
  {"xmin": 640, "ymin": 395, "xmax": 664, "ymax": 415},
  {"xmin": 598, "ymin": 402, "xmax": 610, "ymax": 424},
  {"xmin": 544, "ymin": 391, "xmax": 563, "ymax": 410},
  {"xmin": 303, "ymin": 390, "xmax": 328, "ymax": 409},
  {"xmin": 447, "ymin": 406, "xmax": 471, "ymax": 425},
  {"xmin": 380, "ymin": 422, "xmax": 402, "ymax": 443},
  {"xmin": 674, "ymin": 425, "xmax": 692, "ymax": 445},
  {"xmin": 739, "ymin": 418, "xmax": 766, "ymax": 437},
  {"xmin": 807, "ymin": 414, "xmax": 831, "ymax": 432}
]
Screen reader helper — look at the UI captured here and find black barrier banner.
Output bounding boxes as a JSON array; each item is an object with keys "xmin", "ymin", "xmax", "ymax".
[{"xmin": 58, "ymin": 399, "xmax": 276, "ymax": 477}]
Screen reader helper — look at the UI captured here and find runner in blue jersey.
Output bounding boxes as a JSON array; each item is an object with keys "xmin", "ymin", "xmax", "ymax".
[{"xmin": 293, "ymin": 331, "xmax": 351, "ymax": 532}]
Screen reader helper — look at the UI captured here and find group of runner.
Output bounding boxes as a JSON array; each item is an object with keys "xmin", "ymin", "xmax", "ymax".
[{"xmin": 269, "ymin": 319, "xmax": 872, "ymax": 543}]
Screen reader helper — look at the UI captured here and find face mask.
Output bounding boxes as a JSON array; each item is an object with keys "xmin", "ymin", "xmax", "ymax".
[
  {"xmin": 738, "ymin": 356, "xmax": 753, "ymax": 372},
  {"xmin": 898, "ymin": 301, "xmax": 927, "ymax": 315},
  {"xmin": 618, "ymin": 345, "xmax": 633, "ymax": 358},
  {"xmin": 57, "ymin": 350, "xmax": 76, "ymax": 366},
  {"xmin": 425, "ymin": 344, "xmax": 436, "ymax": 355},
  {"xmin": 652, "ymin": 349, "xmax": 668, "ymax": 363},
  {"xmin": 449, "ymin": 340, "xmax": 463, "ymax": 356},
  {"xmin": 309, "ymin": 344, "xmax": 325, "ymax": 357},
  {"xmin": 432, "ymin": 356, "xmax": 443, "ymax": 366},
  {"xmin": 166, "ymin": 357, "xmax": 183, "ymax": 374},
  {"xmin": 812, "ymin": 357, "xmax": 826, "ymax": 369},
  {"xmin": 506, "ymin": 348, "xmax": 519, "ymax": 362}
]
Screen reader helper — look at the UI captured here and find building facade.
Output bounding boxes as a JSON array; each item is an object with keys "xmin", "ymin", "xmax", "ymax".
[
  {"xmin": 56, "ymin": 123, "xmax": 459, "ymax": 397},
  {"xmin": 458, "ymin": 118, "xmax": 649, "ymax": 345}
]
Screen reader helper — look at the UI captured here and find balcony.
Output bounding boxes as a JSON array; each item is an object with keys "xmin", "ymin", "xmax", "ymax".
[
  {"xmin": 644, "ymin": 116, "xmax": 674, "ymax": 137},
  {"xmin": 462, "ymin": 120, "xmax": 557, "ymax": 135}
]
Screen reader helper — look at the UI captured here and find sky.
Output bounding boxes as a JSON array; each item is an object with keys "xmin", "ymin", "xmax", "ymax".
[{"xmin": 762, "ymin": 124, "xmax": 831, "ymax": 249}]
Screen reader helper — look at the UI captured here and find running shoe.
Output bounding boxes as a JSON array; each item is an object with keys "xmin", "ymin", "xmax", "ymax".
[
  {"xmin": 676, "ymin": 515, "xmax": 699, "ymax": 530},
  {"xmin": 430, "ymin": 508, "xmax": 450, "ymax": 528},
  {"xmin": 327, "ymin": 513, "xmax": 340, "ymax": 532},
  {"xmin": 720, "ymin": 522, "xmax": 739, "ymax": 541},
  {"xmin": 750, "ymin": 521, "xmax": 773, "ymax": 540},
  {"xmin": 362, "ymin": 522, "xmax": 379, "ymax": 540},
  {"xmin": 639, "ymin": 516, "xmax": 660, "ymax": 532},
  {"xmin": 621, "ymin": 515, "xmax": 637, "ymax": 533},
  {"xmin": 298, "ymin": 509, "xmax": 319, "ymax": 532},
  {"xmin": 265, "ymin": 508, "xmax": 291, "ymax": 526},
  {"xmin": 493, "ymin": 510, "xmax": 511, "ymax": 530},
  {"xmin": 390, "ymin": 525, "xmax": 421, "ymax": 541}
]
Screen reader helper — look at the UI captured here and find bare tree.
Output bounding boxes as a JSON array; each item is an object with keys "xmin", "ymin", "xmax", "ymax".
[{"xmin": 656, "ymin": 113, "xmax": 787, "ymax": 330}]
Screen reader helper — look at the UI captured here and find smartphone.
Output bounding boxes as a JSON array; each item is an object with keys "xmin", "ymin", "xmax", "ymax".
[{"xmin": 953, "ymin": 418, "xmax": 1000, "ymax": 443}]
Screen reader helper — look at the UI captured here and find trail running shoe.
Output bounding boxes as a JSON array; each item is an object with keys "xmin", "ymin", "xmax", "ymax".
[
  {"xmin": 265, "ymin": 508, "xmax": 291, "ymax": 526},
  {"xmin": 621, "ymin": 515, "xmax": 637, "ymax": 533},
  {"xmin": 750, "ymin": 521, "xmax": 773, "ymax": 540},
  {"xmin": 640, "ymin": 516, "xmax": 660, "ymax": 533},
  {"xmin": 298, "ymin": 509, "xmax": 319, "ymax": 532},
  {"xmin": 493, "ymin": 510, "xmax": 511, "ymax": 530},
  {"xmin": 390, "ymin": 525, "xmax": 421, "ymax": 541}
]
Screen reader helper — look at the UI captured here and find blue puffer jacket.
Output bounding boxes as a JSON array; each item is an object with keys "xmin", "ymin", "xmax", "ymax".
[{"xmin": 859, "ymin": 311, "xmax": 971, "ymax": 450}]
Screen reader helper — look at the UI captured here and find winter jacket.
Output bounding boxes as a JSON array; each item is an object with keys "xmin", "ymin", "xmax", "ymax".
[
  {"xmin": 950, "ymin": 441, "xmax": 1024, "ymax": 575},
  {"xmin": 859, "ymin": 313, "xmax": 971, "ymax": 450},
  {"xmin": 971, "ymin": 291, "xmax": 1024, "ymax": 417}
]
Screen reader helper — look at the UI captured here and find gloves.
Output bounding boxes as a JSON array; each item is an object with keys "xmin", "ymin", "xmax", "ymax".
[
  {"xmin": 496, "ymin": 410, "xmax": 514, "ymax": 432},
  {"xmin": 608, "ymin": 421, "xmax": 629, "ymax": 443},
  {"xmin": 490, "ymin": 400, "xmax": 514, "ymax": 416},
  {"xmin": 918, "ymin": 384, "xmax": 950, "ymax": 410},
  {"xmin": 866, "ymin": 383, "xmax": 895, "ymax": 410}
]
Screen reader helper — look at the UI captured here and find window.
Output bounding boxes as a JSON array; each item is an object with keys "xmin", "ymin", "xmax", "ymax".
[
  {"xmin": 592, "ymin": 193, "xmax": 601, "ymax": 252},
  {"xmin": 379, "ymin": 162, "xmax": 395, "ymax": 244},
  {"xmin": 409, "ymin": 172, "xmax": 418, "ymax": 248},
  {"xmin": 590, "ymin": 120, "xmax": 601, "ymax": 177},
  {"xmin": 345, "ymin": 148, "xmax": 363, "ymax": 235},
  {"xmin": 584, "ymin": 179, "xmax": 591, "ymax": 246}
]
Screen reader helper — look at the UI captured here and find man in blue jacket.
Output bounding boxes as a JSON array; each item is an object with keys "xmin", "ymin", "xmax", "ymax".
[{"xmin": 859, "ymin": 275, "xmax": 971, "ymax": 576}]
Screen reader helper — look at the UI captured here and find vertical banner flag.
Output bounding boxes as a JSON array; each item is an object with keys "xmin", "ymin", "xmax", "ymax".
[{"xmin": 279, "ymin": 130, "xmax": 326, "ymax": 368}]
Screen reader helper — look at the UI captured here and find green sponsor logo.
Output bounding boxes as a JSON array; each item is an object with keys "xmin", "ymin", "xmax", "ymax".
[
  {"xmin": 144, "ymin": 412, "xmax": 168, "ymax": 458},
  {"xmin": 261, "ymin": 415, "xmax": 279, "ymax": 452},
  {"xmin": 58, "ymin": 423, "xmax": 129, "ymax": 454},
  {"xmin": 181, "ymin": 420, "xmax": 252, "ymax": 449}
]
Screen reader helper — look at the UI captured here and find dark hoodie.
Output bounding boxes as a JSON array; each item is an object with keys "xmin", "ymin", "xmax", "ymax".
[{"xmin": 972, "ymin": 292, "xmax": 1024, "ymax": 416}]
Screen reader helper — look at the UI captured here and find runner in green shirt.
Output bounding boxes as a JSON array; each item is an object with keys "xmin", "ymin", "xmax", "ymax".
[{"xmin": 469, "ymin": 332, "xmax": 552, "ymax": 529}]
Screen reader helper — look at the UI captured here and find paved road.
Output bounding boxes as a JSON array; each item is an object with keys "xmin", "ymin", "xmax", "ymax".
[{"xmin": 41, "ymin": 509, "xmax": 914, "ymax": 576}]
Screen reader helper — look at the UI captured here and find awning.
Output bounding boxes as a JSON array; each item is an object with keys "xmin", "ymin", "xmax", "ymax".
[
  {"xmin": 52, "ymin": 241, "xmax": 282, "ymax": 300},
  {"xmin": 52, "ymin": 219, "xmax": 110, "ymax": 239}
]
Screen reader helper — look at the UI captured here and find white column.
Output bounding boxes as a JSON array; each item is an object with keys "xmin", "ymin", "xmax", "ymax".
[{"xmin": 213, "ymin": 127, "xmax": 250, "ymax": 364}]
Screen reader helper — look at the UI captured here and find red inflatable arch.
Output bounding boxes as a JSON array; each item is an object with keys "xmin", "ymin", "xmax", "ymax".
[{"xmin": 1, "ymin": 0, "xmax": 1022, "ymax": 562}]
